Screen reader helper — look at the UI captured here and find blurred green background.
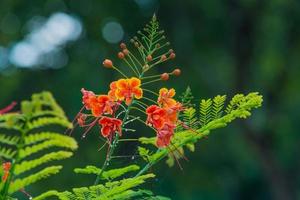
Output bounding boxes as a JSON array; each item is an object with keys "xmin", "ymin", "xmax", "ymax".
[{"xmin": 1, "ymin": 0, "xmax": 300, "ymax": 199}]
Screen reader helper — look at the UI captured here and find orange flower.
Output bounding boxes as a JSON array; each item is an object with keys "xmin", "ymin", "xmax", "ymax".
[
  {"xmin": 156, "ymin": 123, "xmax": 176, "ymax": 148},
  {"xmin": 146, "ymin": 105, "xmax": 167, "ymax": 129},
  {"xmin": 115, "ymin": 77, "xmax": 143, "ymax": 105},
  {"xmin": 108, "ymin": 81, "xmax": 118, "ymax": 101},
  {"xmin": 98, "ymin": 117, "xmax": 122, "ymax": 138},
  {"xmin": 165, "ymin": 103, "xmax": 183, "ymax": 124},
  {"xmin": 91, "ymin": 95, "xmax": 114, "ymax": 117},
  {"xmin": 81, "ymin": 88, "xmax": 97, "ymax": 110},
  {"xmin": 2, "ymin": 162, "xmax": 11, "ymax": 182},
  {"xmin": 158, "ymin": 88, "xmax": 177, "ymax": 108}
]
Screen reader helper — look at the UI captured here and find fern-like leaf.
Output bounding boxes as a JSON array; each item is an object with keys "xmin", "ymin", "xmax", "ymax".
[
  {"xmin": 74, "ymin": 165, "xmax": 140, "ymax": 180},
  {"xmin": 199, "ymin": 98, "xmax": 212, "ymax": 126},
  {"xmin": 212, "ymin": 95, "xmax": 226, "ymax": 119},
  {"xmin": 0, "ymin": 91, "xmax": 77, "ymax": 199}
]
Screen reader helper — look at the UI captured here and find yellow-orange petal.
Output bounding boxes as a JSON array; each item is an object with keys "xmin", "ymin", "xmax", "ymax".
[
  {"xmin": 115, "ymin": 89, "xmax": 125, "ymax": 100},
  {"xmin": 110, "ymin": 81, "xmax": 117, "ymax": 90},
  {"xmin": 116, "ymin": 79, "xmax": 128, "ymax": 89},
  {"xmin": 129, "ymin": 77, "xmax": 141, "ymax": 88},
  {"xmin": 159, "ymin": 88, "xmax": 168, "ymax": 95},
  {"xmin": 168, "ymin": 88, "xmax": 176, "ymax": 97},
  {"xmin": 133, "ymin": 88, "xmax": 143, "ymax": 99}
]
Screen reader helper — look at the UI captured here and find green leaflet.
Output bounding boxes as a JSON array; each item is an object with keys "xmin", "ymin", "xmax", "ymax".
[
  {"xmin": 74, "ymin": 165, "xmax": 140, "ymax": 180},
  {"xmin": 15, "ymin": 151, "xmax": 73, "ymax": 175},
  {"xmin": 9, "ymin": 166, "xmax": 63, "ymax": 194},
  {"xmin": 0, "ymin": 134, "xmax": 19, "ymax": 146}
]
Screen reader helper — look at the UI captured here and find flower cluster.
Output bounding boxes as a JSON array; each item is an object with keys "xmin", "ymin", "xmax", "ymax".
[
  {"xmin": 78, "ymin": 76, "xmax": 143, "ymax": 140},
  {"xmin": 74, "ymin": 16, "xmax": 184, "ymax": 149},
  {"xmin": 146, "ymin": 88, "xmax": 183, "ymax": 148}
]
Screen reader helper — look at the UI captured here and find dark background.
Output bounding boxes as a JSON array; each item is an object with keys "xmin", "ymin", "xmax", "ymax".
[{"xmin": 1, "ymin": 0, "xmax": 300, "ymax": 199}]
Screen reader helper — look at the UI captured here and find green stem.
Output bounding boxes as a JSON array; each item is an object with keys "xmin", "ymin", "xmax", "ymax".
[{"xmin": 94, "ymin": 100, "xmax": 135, "ymax": 186}]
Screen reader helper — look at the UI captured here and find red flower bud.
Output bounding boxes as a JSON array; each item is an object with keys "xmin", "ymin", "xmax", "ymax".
[
  {"xmin": 160, "ymin": 73, "xmax": 169, "ymax": 81},
  {"xmin": 103, "ymin": 59, "xmax": 113, "ymax": 68},
  {"xmin": 172, "ymin": 69, "xmax": 181, "ymax": 76},
  {"xmin": 118, "ymin": 52, "xmax": 125, "ymax": 59},
  {"xmin": 147, "ymin": 55, "xmax": 152, "ymax": 62},
  {"xmin": 120, "ymin": 43, "xmax": 126, "ymax": 49},
  {"xmin": 169, "ymin": 53, "xmax": 176, "ymax": 59},
  {"xmin": 123, "ymin": 49, "xmax": 129, "ymax": 55},
  {"xmin": 161, "ymin": 55, "xmax": 167, "ymax": 61}
]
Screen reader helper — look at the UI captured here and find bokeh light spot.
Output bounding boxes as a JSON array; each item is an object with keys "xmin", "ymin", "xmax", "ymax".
[{"xmin": 102, "ymin": 21, "xmax": 124, "ymax": 44}]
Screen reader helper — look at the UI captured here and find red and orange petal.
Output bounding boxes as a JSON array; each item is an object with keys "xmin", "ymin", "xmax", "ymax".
[
  {"xmin": 156, "ymin": 123, "xmax": 176, "ymax": 148},
  {"xmin": 108, "ymin": 81, "xmax": 118, "ymax": 100},
  {"xmin": 158, "ymin": 88, "xmax": 177, "ymax": 108},
  {"xmin": 98, "ymin": 117, "xmax": 122, "ymax": 138},
  {"xmin": 146, "ymin": 105, "xmax": 167, "ymax": 129},
  {"xmin": 129, "ymin": 77, "xmax": 141, "ymax": 88},
  {"xmin": 115, "ymin": 77, "xmax": 143, "ymax": 105},
  {"xmin": 81, "ymin": 88, "xmax": 97, "ymax": 110}
]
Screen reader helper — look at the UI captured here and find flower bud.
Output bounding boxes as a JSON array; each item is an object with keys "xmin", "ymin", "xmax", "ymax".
[
  {"xmin": 103, "ymin": 59, "xmax": 113, "ymax": 68},
  {"xmin": 143, "ymin": 64, "xmax": 149, "ymax": 71},
  {"xmin": 120, "ymin": 43, "xmax": 126, "ymax": 49},
  {"xmin": 172, "ymin": 69, "xmax": 181, "ymax": 76},
  {"xmin": 169, "ymin": 52, "xmax": 176, "ymax": 59},
  {"xmin": 156, "ymin": 43, "xmax": 160, "ymax": 48},
  {"xmin": 161, "ymin": 55, "xmax": 167, "ymax": 61},
  {"xmin": 134, "ymin": 42, "xmax": 139, "ymax": 47},
  {"xmin": 160, "ymin": 73, "xmax": 169, "ymax": 81},
  {"xmin": 146, "ymin": 55, "xmax": 152, "ymax": 62},
  {"xmin": 123, "ymin": 49, "xmax": 129, "ymax": 55},
  {"xmin": 118, "ymin": 52, "xmax": 125, "ymax": 59},
  {"xmin": 169, "ymin": 49, "xmax": 174, "ymax": 53}
]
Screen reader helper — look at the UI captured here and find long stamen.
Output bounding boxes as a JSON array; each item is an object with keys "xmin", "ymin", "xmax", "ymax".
[
  {"xmin": 65, "ymin": 106, "xmax": 85, "ymax": 135},
  {"xmin": 170, "ymin": 142, "xmax": 189, "ymax": 162},
  {"xmin": 167, "ymin": 146, "xmax": 183, "ymax": 171},
  {"xmin": 82, "ymin": 118, "xmax": 99, "ymax": 138}
]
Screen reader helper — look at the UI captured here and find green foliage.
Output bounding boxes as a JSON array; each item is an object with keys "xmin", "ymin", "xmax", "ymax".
[
  {"xmin": 0, "ymin": 92, "xmax": 77, "ymax": 199},
  {"xmin": 179, "ymin": 86, "xmax": 195, "ymax": 108},
  {"xmin": 138, "ymin": 92, "xmax": 263, "ymax": 169},
  {"xmin": 212, "ymin": 95, "xmax": 226, "ymax": 119},
  {"xmin": 182, "ymin": 107, "xmax": 198, "ymax": 130},
  {"xmin": 74, "ymin": 165, "xmax": 140, "ymax": 180},
  {"xmin": 34, "ymin": 174, "xmax": 156, "ymax": 200},
  {"xmin": 199, "ymin": 98, "xmax": 213, "ymax": 126}
]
